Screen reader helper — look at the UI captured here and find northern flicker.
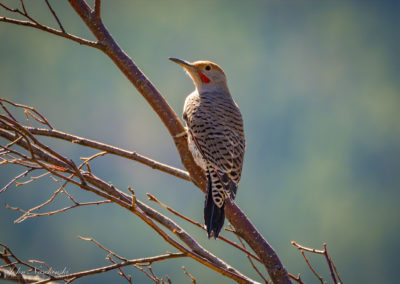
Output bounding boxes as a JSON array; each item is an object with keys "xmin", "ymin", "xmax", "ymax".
[{"xmin": 170, "ymin": 58, "xmax": 245, "ymax": 238}]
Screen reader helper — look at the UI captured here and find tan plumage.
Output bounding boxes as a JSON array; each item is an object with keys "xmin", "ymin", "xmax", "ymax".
[{"xmin": 170, "ymin": 58, "xmax": 245, "ymax": 238}]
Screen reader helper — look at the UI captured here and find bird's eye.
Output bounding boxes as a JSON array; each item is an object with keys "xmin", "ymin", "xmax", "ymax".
[{"xmin": 205, "ymin": 65, "xmax": 211, "ymax": 71}]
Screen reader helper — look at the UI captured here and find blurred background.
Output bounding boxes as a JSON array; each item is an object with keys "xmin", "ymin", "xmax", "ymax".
[{"xmin": 1, "ymin": 0, "xmax": 399, "ymax": 283}]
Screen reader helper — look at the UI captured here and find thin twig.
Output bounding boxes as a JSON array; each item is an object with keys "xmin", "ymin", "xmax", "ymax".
[
  {"xmin": 0, "ymin": 98, "xmax": 53, "ymax": 129},
  {"xmin": 134, "ymin": 264, "xmax": 158, "ymax": 283},
  {"xmin": 106, "ymin": 255, "xmax": 133, "ymax": 284},
  {"xmin": 6, "ymin": 200, "xmax": 111, "ymax": 223},
  {"xmin": 0, "ymin": 169, "xmax": 33, "ymax": 194},
  {"xmin": 302, "ymin": 250, "xmax": 324, "ymax": 283},
  {"xmin": 1, "ymin": 114, "xmax": 83, "ymax": 182},
  {"xmin": 292, "ymin": 241, "xmax": 343, "ymax": 284},
  {"xmin": 0, "ymin": 243, "xmax": 53, "ymax": 278},
  {"xmin": 323, "ymin": 243, "xmax": 339, "ymax": 284},
  {"xmin": 147, "ymin": 193, "xmax": 263, "ymax": 263},
  {"xmin": 28, "ymin": 259, "xmax": 59, "ymax": 276},
  {"xmin": 25, "ymin": 126, "xmax": 191, "ymax": 181},
  {"xmin": 15, "ymin": 171, "xmax": 50, "ymax": 186},
  {"xmin": 292, "ymin": 241, "xmax": 324, "ymax": 254},
  {"xmin": 77, "ymin": 236, "xmax": 127, "ymax": 262},
  {"xmin": 182, "ymin": 266, "xmax": 196, "ymax": 284},
  {"xmin": 231, "ymin": 225, "xmax": 269, "ymax": 283},
  {"xmin": 288, "ymin": 273, "xmax": 304, "ymax": 284},
  {"xmin": 44, "ymin": 0, "xmax": 65, "ymax": 33},
  {"xmin": 0, "ymin": 100, "xmax": 17, "ymax": 122},
  {"xmin": 0, "ymin": 17, "xmax": 101, "ymax": 49},
  {"xmin": 79, "ymin": 151, "xmax": 107, "ymax": 173},
  {"xmin": 33, "ymin": 253, "xmax": 186, "ymax": 284},
  {"xmin": 147, "ymin": 265, "xmax": 159, "ymax": 283},
  {"xmin": 0, "ymin": 247, "xmax": 26, "ymax": 283},
  {"xmin": 13, "ymin": 176, "xmax": 66, "ymax": 223},
  {"xmin": 329, "ymin": 252, "xmax": 343, "ymax": 284}
]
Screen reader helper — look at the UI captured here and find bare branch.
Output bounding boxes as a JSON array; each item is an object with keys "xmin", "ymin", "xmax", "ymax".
[
  {"xmin": 292, "ymin": 241, "xmax": 324, "ymax": 254},
  {"xmin": 79, "ymin": 151, "xmax": 107, "ymax": 173},
  {"xmin": 44, "ymin": 0, "xmax": 65, "ymax": 33},
  {"xmin": 1, "ymin": 112, "xmax": 256, "ymax": 283},
  {"xmin": 0, "ymin": 243, "xmax": 54, "ymax": 278},
  {"xmin": 292, "ymin": 241, "xmax": 342, "ymax": 284},
  {"xmin": 69, "ymin": 172, "xmax": 256, "ymax": 282},
  {"xmin": 288, "ymin": 273, "xmax": 304, "ymax": 284},
  {"xmin": 0, "ymin": 169, "xmax": 33, "ymax": 194},
  {"xmin": 182, "ymin": 266, "xmax": 196, "ymax": 284},
  {"xmin": 33, "ymin": 253, "xmax": 186, "ymax": 284},
  {"xmin": 147, "ymin": 265, "xmax": 160, "ymax": 283},
  {"xmin": 303, "ymin": 250, "xmax": 324, "ymax": 284},
  {"xmin": 94, "ymin": 0, "xmax": 101, "ymax": 18},
  {"xmin": 0, "ymin": 98, "xmax": 50, "ymax": 129},
  {"xmin": 1, "ymin": 0, "xmax": 296, "ymax": 279},
  {"xmin": 134, "ymin": 264, "xmax": 158, "ymax": 283},
  {"xmin": 0, "ymin": 100, "xmax": 17, "ymax": 122},
  {"xmin": 230, "ymin": 225, "xmax": 269, "ymax": 283},
  {"xmin": 6, "ymin": 200, "xmax": 111, "ymax": 223},
  {"xmin": 107, "ymin": 256, "xmax": 133, "ymax": 284},
  {"xmin": 0, "ymin": 247, "xmax": 26, "ymax": 284},
  {"xmin": 323, "ymin": 243, "xmax": 341, "ymax": 284},
  {"xmin": 77, "ymin": 236, "xmax": 127, "ymax": 262},
  {"xmin": 63, "ymin": 2, "xmax": 292, "ymax": 281},
  {"xmin": 25, "ymin": 126, "xmax": 191, "ymax": 181},
  {"xmin": 147, "ymin": 193, "xmax": 263, "ymax": 264},
  {"xmin": 0, "ymin": 16, "xmax": 101, "ymax": 49},
  {"xmin": 15, "ymin": 172, "xmax": 50, "ymax": 186},
  {"xmin": 0, "ymin": 267, "xmax": 55, "ymax": 283}
]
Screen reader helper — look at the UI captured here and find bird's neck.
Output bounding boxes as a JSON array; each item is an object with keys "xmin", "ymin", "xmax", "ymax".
[{"xmin": 196, "ymin": 82, "xmax": 230, "ymax": 96}]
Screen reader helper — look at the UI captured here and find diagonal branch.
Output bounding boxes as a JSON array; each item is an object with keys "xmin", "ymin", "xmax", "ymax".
[
  {"xmin": 1, "ymin": 1, "xmax": 292, "ymax": 282},
  {"xmin": 0, "ymin": 1, "xmax": 101, "ymax": 48},
  {"xmin": 25, "ymin": 126, "xmax": 191, "ymax": 181},
  {"xmin": 0, "ymin": 16, "xmax": 101, "ymax": 48},
  {"xmin": 0, "ymin": 115, "xmax": 257, "ymax": 283},
  {"xmin": 66, "ymin": 0, "xmax": 206, "ymax": 189},
  {"xmin": 292, "ymin": 241, "xmax": 342, "ymax": 284},
  {"xmin": 147, "ymin": 193, "xmax": 263, "ymax": 263},
  {"xmin": 65, "ymin": 1, "xmax": 291, "ymax": 282},
  {"xmin": 82, "ymin": 173, "xmax": 255, "ymax": 283},
  {"xmin": 44, "ymin": 0, "xmax": 65, "ymax": 33},
  {"xmin": 0, "ymin": 169, "xmax": 33, "ymax": 194},
  {"xmin": 77, "ymin": 235, "xmax": 127, "ymax": 262}
]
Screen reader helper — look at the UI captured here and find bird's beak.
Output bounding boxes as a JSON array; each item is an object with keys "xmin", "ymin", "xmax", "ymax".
[{"xmin": 169, "ymin": 58, "xmax": 195, "ymax": 70}]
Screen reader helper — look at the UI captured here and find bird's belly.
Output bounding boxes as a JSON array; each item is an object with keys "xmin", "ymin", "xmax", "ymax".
[{"xmin": 188, "ymin": 133, "xmax": 207, "ymax": 171}]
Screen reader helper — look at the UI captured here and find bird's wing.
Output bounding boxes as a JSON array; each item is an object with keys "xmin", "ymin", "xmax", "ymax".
[{"xmin": 189, "ymin": 109, "xmax": 245, "ymax": 184}]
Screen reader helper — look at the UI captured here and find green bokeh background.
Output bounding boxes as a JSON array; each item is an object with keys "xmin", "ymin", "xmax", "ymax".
[{"xmin": 1, "ymin": 1, "xmax": 399, "ymax": 283}]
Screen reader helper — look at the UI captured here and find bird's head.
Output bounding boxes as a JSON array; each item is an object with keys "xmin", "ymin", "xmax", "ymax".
[{"xmin": 169, "ymin": 58, "xmax": 228, "ymax": 93}]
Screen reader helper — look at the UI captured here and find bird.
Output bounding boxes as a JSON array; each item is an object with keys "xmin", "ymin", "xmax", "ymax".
[{"xmin": 169, "ymin": 57, "xmax": 245, "ymax": 238}]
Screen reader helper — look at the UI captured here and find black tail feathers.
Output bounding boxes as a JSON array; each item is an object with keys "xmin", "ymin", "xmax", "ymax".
[{"xmin": 204, "ymin": 172, "xmax": 225, "ymax": 239}]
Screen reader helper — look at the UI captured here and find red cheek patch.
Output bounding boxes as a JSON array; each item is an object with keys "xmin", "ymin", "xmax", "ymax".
[{"xmin": 197, "ymin": 70, "xmax": 211, "ymax": 83}]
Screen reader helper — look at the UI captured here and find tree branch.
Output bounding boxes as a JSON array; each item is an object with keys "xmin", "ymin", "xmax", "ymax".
[
  {"xmin": 66, "ymin": 0, "xmax": 206, "ymax": 189},
  {"xmin": 0, "ymin": 113, "xmax": 257, "ymax": 283},
  {"xmin": 25, "ymin": 126, "xmax": 191, "ymax": 181},
  {"xmin": 292, "ymin": 241, "xmax": 342, "ymax": 284},
  {"xmin": 1, "ymin": 0, "xmax": 293, "ymax": 281},
  {"xmin": 0, "ymin": 16, "xmax": 101, "ymax": 48},
  {"xmin": 147, "ymin": 193, "xmax": 263, "ymax": 264},
  {"xmin": 65, "ymin": 1, "xmax": 291, "ymax": 282},
  {"xmin": 34, "ymin": 253, "xmax": 185, "ymax": 284},
  {"xmin": 44, "ymin": 0, "xmax": 65, "ymax": 33}
]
